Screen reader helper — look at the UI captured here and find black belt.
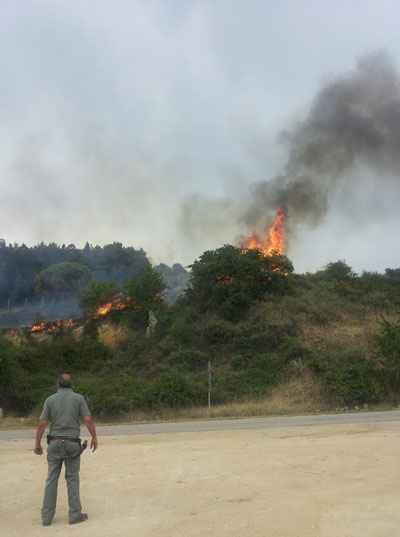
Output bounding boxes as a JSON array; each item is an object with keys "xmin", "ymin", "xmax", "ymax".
[
  {"xmin": 48, "ymin": 435, "xmax": 80, "ymax": 443},
  {"xmin": 46, "ymin": 434, "xmax": 87, "ymax": 460}
]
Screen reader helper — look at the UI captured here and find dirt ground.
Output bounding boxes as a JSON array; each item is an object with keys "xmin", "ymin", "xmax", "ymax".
[{"xmin": 1, "ymin": 421, "xmax": 400, "ymax": 537}]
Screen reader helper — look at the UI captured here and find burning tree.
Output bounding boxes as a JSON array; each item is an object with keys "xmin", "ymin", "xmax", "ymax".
[
  {"xmin": 189, "ymin": 245, "xmax": 293, "ymax": 321},
  {"xmin": 79, "ymin": 281, "xmax": 119, "ymax": 315},
  {"xmin": 242, "ymin": 206, "xmax": 285, "ymax": 256}
]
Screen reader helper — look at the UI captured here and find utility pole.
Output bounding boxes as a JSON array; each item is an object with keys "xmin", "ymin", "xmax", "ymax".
[{"xmin": 208, "ymin": 359, "xmax": 211, "ymax": 418}]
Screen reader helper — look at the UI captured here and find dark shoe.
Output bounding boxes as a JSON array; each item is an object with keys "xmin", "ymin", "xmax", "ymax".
[
  {"xmin": 70, "ymin": 513, "xmax": 88, "ymax": 525},
  {"xmin": 42, "ymin": 521, "xmax": 51, "ymax": 526}
]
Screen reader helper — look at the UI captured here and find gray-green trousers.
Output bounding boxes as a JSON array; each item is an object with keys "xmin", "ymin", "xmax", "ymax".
[{"xmin": 41, "ymin": 441, "xmax": 83, "ymax": 524}]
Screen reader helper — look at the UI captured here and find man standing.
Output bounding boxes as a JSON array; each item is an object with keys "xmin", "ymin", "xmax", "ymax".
[{"xmin": 34, "ymin": 373, "xmax": 98, "ymax": 526}]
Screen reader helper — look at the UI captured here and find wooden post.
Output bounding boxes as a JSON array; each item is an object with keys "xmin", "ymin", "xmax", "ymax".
[
  {"xmin": 7, "ymin": 299, "xmax": 10, "ymax": 312},
  {"xmin": 24, "ymin": 297, "xmax": 28, "ymax": 309},
  {"xmin": 208, "ymin": 359, "xmax": 211, "ymax": 418}
]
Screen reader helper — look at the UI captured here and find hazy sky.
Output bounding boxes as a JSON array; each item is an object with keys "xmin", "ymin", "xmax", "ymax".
[{"xmin": 1, "ymin": 0, "xmax": 400, "ymax": 273}]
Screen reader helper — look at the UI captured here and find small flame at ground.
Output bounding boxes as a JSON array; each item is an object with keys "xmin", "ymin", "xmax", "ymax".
[
  {"xmin": 243, "ymin": 206, "xmax": 285, "ymax": 256},
  {"xmin": 29, "ymin": 319, "xmax": 62, "ymax": 333},
  {"xmin": 29, "ymin": 321, "xmax": 46, "ymax": 333}
]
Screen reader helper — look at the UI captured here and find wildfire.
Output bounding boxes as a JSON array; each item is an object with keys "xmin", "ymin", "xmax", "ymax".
[
  {"xmin": 29, "ymin": 319, "xmax": 62, "ymax": 333},
  {"xmin": 243, "ymin": 206, "xmax": 285, "ymax": 256},
  {"xmin": 47, "ymin": 319, "xmax": 62, "ymax": 333},
  {"xmin": 29, "ymin": 321, "xmax": 46, "ymax": 332},
  {"xmin": 92, "ymin": 298, "xmax": 128, "ymax": 319}
]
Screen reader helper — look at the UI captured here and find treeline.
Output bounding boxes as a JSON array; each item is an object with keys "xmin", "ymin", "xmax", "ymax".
[
  {"xmin": 1, "ymin": 247, "xmax": 400, "ymax": 417},
  {"xmin": 0, "ymin": 240, "xmax": 149, "ymax": 307}
]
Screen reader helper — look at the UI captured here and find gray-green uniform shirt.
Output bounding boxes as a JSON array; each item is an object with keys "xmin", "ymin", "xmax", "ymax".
[{"xmin": 39, "ymin": 388, "xmax": 91, "ymax": 438}]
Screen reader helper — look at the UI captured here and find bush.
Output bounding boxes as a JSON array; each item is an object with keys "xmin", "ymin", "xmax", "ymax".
[
  {"xmin": 79, "ymin": 281, "xmax": 118, "ymax": 314},
  {"xmin": 146, "ymin": 371, "xmax": 206, "ymax": 408},
  {"xmin": 166, "ymin": 349, "xmax": 209, "ymax": 372},
  {"xmin": 211, "ymin": 362, "xmax": 280, "ymax": 403},
  {"xmin": 321, "ymin": 260, "xmax": 354, "ymax": 280},
  {"xmin": 22, "ymin": 337, "xmax": 110, "ymax": 372},
  {"xmin": 74, "ymin": 373, "xmax": 147, "ymax": 416},
  {"xmin": 167, "ymin": 304, "xmax": 199, "ymax": 344},
  {"xmin": 0, "ymin": 337, "xmax": 56, "ymax": 412},
  {"xmin": 310, "ymin": 350, "xmax": 386, "ymax": 405},
  {"xmin": 374, "ymin": 315, "xmax": 400, "ymax": 389}
]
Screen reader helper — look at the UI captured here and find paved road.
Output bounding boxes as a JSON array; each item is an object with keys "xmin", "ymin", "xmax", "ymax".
[{"xmin": 1, "ymin": 410, "xmax": 399, "ymax": 440}]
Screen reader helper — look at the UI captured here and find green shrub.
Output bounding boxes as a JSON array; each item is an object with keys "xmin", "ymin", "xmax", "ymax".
[
  {"xmin": 74, "ymin": 373, "xmax": 146, "ymax": 416},
  {"xmin": 30, "ymin": 337, "xmax": 109, "ymax": 372},
  {"xmin": 280, "ymin": 336, "xmax": 312, "ymax": 362},
  {"xmin": 373, "ymin": 315, "xmax": 400, "ymax": 389},
  {"xmin": 79, "ymin": 281, "xmax": 118, "ymax": 314},
  {"xmin": 0, "ymin": 337, "xmax": 56, "ymax": 412},
  {"xmin": 166, "ymin": 349, "xmax": 209, "ymax": 372},
  {"xmin": 212, "ymin": 354, "xmax": 285, "ymax": 402},
  {"xmin": 310, "ymin": 350, "xmax": 386, "ymax": 405},
  {"xmin": 167, "ymin": 304, "xmax": 199, "ymax": 344},
  {"xmin": 146, "ymin": 371, "xmax": 206, "ymax": 408}
]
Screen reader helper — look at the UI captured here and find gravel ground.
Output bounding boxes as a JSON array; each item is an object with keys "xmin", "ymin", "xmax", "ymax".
[{"xmin": 1, "ymin": 421, "xmax": 400, "ymax": 536}]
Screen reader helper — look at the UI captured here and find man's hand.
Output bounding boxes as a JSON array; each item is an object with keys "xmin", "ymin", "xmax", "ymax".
[
  {"xmin": 34, "ymin": 444, "xmax": 43, "ymax": 455},
  {"xmin": 83, "ymin": 415, "xmax": 98, "ymax": 452},
  {"xmin": 34, "ymin": 420, "xmax": 47, "ymax": 456}
]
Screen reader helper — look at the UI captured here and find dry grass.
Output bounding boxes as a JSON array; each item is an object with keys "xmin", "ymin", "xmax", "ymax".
[
  {"xmin": 111, "ymin": 367, "xmax": 330, "ymax": 422},
  {"xmin": 298, "ymin": 310, "xmax": 398, "ymax": 356}
]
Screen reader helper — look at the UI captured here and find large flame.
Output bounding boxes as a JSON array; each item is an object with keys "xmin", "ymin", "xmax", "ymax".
[{"xmin": 243, "ymin": 206, "xmax": 285, "ymax": 256}]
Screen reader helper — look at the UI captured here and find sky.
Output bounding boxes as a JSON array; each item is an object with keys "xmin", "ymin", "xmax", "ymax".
[{"xmin": 1, "ymin": 0, "xmax": 400, "ymax": 273}]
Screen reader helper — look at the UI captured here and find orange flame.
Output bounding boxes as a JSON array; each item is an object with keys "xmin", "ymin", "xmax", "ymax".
[
  {"xmin": 29, "ymin": 319, "xmax": 62, "ymax": 333},
  {"xmin": 29, "ymin": 321, "xmax": 46, "ymax": 332},
  {"xmin": 92, "ymin": 298, "xmax": 128, "ymax": 319},
  {"xmin": 47, "ymin": 319, "xmax": 62, "ymax": 333},
  {"xmin": 243, "ymin": 206, "xmax": 285, "ymax": 256}
]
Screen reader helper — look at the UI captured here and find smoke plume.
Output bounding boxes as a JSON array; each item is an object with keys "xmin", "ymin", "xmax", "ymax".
[{"xmin": 180, "ymin": 51, "xmax": 400, "ymax": 254}]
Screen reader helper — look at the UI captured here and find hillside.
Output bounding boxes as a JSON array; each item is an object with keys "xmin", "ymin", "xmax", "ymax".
[{"xmin": 1, "ymin": 251, "xmax": 400, "ymax": 421}]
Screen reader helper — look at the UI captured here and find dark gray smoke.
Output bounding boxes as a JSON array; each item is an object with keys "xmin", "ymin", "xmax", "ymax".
[
  {"xmin": 242, "ymin": 51, "xmax": 400, "ymax": 236},
  {"xmin": 180, "ymin": 51, "xmax": 400, "ymax": 252}
]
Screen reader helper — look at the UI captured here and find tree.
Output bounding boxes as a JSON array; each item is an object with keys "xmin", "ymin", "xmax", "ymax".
[
  {"xmin": 122, "ymin": 266, "xmax": 166, "ymax": 324},
  {"xmin": 35, "ymin": 262, "xmax": 93, "ymax": 298},
  {"xmin": 189, "ymin": 245, "xmax": 294, "ymax": 320},
  {"xmin": 79, "ymin": 281, "xmax": 119, "ymax": 314},
  {"xmin": 322, "ymin": 260, "xmax": 354, "ymax": 280},
  {"xmin": 385, "ymin": 268, "xmax": 400, "ymax": 279}
]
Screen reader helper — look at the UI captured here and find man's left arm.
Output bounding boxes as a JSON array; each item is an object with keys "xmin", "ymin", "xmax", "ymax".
[{"xmin": 34, "ymin": 420, "xmax": 47, "ymax": 455}]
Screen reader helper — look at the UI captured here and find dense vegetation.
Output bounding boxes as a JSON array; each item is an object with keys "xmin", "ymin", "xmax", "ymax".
[
  {"xmin": 1, "ymin": 249, "xmax": 400, "ymax": 419},
  {"xmin": 0, "ymin": 240, "xmax": 149, "ymax": 307},
  {"xmin": 0, "ymin": 241, "xmax": 189, "ymax": 328}
]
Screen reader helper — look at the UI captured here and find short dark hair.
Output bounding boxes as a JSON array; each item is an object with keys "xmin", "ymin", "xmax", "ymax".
[{"xmin": 57, "ymin": 374, "xmax": 72, "ymax": 388}]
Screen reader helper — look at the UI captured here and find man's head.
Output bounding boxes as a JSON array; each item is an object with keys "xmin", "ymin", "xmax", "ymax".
[{"xmin": 57, "ymin": 373, "xmax": 72, "ymax": 389}]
